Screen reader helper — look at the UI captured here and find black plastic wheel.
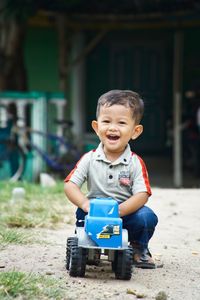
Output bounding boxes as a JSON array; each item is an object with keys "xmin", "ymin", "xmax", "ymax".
[
  {"xmin": 111, "ymin": 250, "xmax": 118, "ymax": 272},
  {"xmin": 114, "ymin": 246, "xmax": 133, "ymax": 280},
  {"xmin": 66, "ymin": 237, "xmax": 77, "ymax": 270},
  {"xmin": 68, "ymin": 238, "xmax": 87, "ymax": 277}
]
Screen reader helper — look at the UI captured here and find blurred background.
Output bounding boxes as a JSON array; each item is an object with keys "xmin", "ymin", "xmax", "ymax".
[{"xmin": 0, "ymin": 0, "xmax": 199, "ymax": 187}]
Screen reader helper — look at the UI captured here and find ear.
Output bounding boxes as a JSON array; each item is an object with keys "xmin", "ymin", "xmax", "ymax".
[
  {"xmin": 91, "ymin": 120, "xmax": 99, "ymax": 135},
  {"xmin": 131, "ymin": 124, "xmax": 143, "ymax": 140}
]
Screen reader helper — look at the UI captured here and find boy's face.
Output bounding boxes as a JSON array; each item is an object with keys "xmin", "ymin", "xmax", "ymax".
[{"xmin": 92, "ymin": 104, "xmax": 143, "ymax": 158}]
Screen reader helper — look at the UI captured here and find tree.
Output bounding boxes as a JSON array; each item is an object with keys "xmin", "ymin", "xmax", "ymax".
[
  {"xmin": 0, "ymin": 0, "xmax": 41, "ymax": 91},
  {"xmin": 0, "ymin": 0, "xmax": 82, "ymax": 92}
]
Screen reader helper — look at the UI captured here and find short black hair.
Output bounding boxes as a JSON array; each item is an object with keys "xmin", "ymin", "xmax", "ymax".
[{"xmin": 96, "ymin": 90, "xmax": 144, "ymax": 124}]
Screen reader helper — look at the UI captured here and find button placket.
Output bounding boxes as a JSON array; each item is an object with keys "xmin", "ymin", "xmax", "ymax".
[{"xmin": 107, "ymin": 164, "xmax": 114, "ymax": 183}]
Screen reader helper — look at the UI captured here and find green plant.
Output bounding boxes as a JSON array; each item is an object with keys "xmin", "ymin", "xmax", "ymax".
[
  {"xmin": 0, "ymin": 227, "xmax": 34, "ymax": 246},
  {"xmin": 0, "ymin": 271, "xmax": 64, "ymax": 299},
  {"xmin": 0, "ymin": 181, "xmax": 75, "ymax": 229}
]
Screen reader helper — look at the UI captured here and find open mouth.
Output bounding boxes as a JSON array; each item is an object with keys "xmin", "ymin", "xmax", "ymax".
[{"xmin": 107, "ymin": 135, "xmax": 120, "ymax": 141}]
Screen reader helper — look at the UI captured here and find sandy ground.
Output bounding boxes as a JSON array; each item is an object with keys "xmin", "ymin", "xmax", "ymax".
[{"xmin": 0, "ymin": 188, "xmax": 200, "ymax": 300}]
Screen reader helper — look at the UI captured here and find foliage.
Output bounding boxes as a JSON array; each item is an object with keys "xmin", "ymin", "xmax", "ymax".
[
  {"xmin": 0, "ymin": 182, "xmax": 80, "ymax": 299},
  {"xmin": 0, "ymin": 181, "xmax": 75, "ymax": 229},
  {"xmin": 0, "ymin": 0, "xmax": 39, "ymax": 22},
  {"xmin": 0, "ymin": 0, "xmax": 83, "ymax": 22},
  {"xmin": 0, "ymin": 271, "xmax": 65, "ymax": 299},
  {"xmin": 0, "ymin": 227, "xmax": 35, "ymax": 246}
]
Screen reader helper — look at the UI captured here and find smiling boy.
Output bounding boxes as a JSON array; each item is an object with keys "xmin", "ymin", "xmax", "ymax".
[{"xmin": 64, "ymin": 90, "xmax": 158, "ymax": 268}]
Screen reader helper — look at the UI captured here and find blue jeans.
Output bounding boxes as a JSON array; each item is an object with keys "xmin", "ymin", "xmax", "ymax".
[{"xmin": 76, "ymin": 205, "xmax": 158, "ymax": 250}]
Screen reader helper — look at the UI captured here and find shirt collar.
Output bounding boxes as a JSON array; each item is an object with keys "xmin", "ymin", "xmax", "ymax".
[{"xmin": 94, "ymin": 142, "xmax": 132, "ymax": 165}]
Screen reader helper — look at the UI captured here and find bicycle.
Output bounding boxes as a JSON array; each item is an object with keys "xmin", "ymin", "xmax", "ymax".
[{"xmin": 0, "ymin": 119, "xmax": 82, "ymax": 182}]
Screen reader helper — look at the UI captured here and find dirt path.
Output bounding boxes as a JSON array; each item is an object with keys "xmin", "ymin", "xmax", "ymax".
[{"xmin": 1, "ymin": 188, "xmax": 200, "ymax": 299}]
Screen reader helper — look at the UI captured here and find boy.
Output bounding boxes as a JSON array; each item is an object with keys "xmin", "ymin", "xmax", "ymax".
[{"xmin": 64, "ymin": 90, "xmax": 158, "ymax": 269}]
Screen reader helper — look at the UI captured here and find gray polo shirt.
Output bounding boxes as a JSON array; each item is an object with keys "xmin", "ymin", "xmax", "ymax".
[{"xmin": 65, "ymin": 143, "xmax": 151, "ymax": 203}]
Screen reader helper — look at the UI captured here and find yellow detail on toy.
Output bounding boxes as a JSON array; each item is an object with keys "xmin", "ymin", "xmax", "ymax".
[{"xmin": 98, "ymin": 234, "xmax": 110, "ymax": 239}]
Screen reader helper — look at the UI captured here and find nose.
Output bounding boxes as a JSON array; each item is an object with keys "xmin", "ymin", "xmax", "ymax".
[{"xmin": 108, "ymin": 122, "xmax": 117, "ymax": 131}]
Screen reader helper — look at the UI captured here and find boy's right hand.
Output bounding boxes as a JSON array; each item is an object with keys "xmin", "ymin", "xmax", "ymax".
[
  {"xmin": 64, "ymin": 181, "xmax": 90, "ymax": 213},
  {"xmin": 81, "ymin": 199, "xmax": 90, "ymax": 213}
]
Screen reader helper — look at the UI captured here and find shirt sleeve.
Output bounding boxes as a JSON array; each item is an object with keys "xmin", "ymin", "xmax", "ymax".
[
  {"xmin": 131, "ymin": 154, "xmax": 152, "ymax": 196},
  {"xmin": 64, "ymin": 152, "xmax": 91, "ymax": 187}
]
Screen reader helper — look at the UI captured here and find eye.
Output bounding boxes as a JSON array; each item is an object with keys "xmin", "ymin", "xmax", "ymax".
[
  {"xmin": 102, "ymin": 119, "xmax": 110, "ymax": 123},
  {"xmin": 119, "ymin": 121, "xmax": 127, "ymax": 125}
]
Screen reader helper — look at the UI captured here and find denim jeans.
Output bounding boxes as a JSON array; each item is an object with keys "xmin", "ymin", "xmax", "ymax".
[{"xmin": 76, "ymin": 205, "xmax": 158, "ymax": 250}]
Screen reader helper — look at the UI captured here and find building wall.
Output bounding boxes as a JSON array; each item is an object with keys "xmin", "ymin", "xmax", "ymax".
[
  {"xmin": 25, "ymin": 27, "xmax": 59, "ymax": 92},
  {"xmin": 184, "ymin": 27, "xmax": 200, "ymax": 91},
  {"xmin": 85, "ymin": 29, "xmax": 173, "ymax": 153},
  {"xmin": 23, "ymin": 26, "xmax": 200, "ymax": 154}
]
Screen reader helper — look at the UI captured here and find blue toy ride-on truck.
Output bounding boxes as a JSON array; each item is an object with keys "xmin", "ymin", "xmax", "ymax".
[{"xmin": 66, "ymin": 198, "xmax": 133, "ymax": 280}]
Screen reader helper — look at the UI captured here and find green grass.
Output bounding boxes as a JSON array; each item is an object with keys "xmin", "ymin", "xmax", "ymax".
[
  {"xmin": 0, "ymin": 182, "xmax": 76, "ymax": 299},
  {"xmin": 0, "ymin": 181, "xmax": 75, "ymax": 229},
  {"xmin": 0, "ymin": 227, "xmax": 35, "ymax": 247},
  {"xmin": 0, "ymin": 271, "xmax": 65, "ymax": 299}
]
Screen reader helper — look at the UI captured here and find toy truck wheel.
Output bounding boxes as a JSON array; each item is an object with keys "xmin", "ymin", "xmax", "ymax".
[
  {"xmin": 114, "ymin": 246, "xmax": 133, "ymax": 280},
  {"xmin": 111, "ymin": 260, "xmax": 116, "ymax": 272},
  {"xmin": 66, "ymin": 237, "xmax": 77, "ymax": 270},
  {"xmin": 68, "ymin": 238, "xmax": 87, "ymax": 277}
]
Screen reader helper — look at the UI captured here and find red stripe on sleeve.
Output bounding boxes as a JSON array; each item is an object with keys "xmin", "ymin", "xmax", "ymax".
[
  {"xmin": 136, "ymin": 155, "xmax": 152, "ymax": 196},
  {"xmin": 64, "ymin": 154, "xmax": 85, "ymax": 182},
  {"xmin": 64, "ymin": 149, "xmax": 96, "ymax": 182}
]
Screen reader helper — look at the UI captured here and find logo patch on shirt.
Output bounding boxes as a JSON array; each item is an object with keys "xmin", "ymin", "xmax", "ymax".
[{"xmin": 118, "ymin": 171, "xmax": 131, "ymax": 186}]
